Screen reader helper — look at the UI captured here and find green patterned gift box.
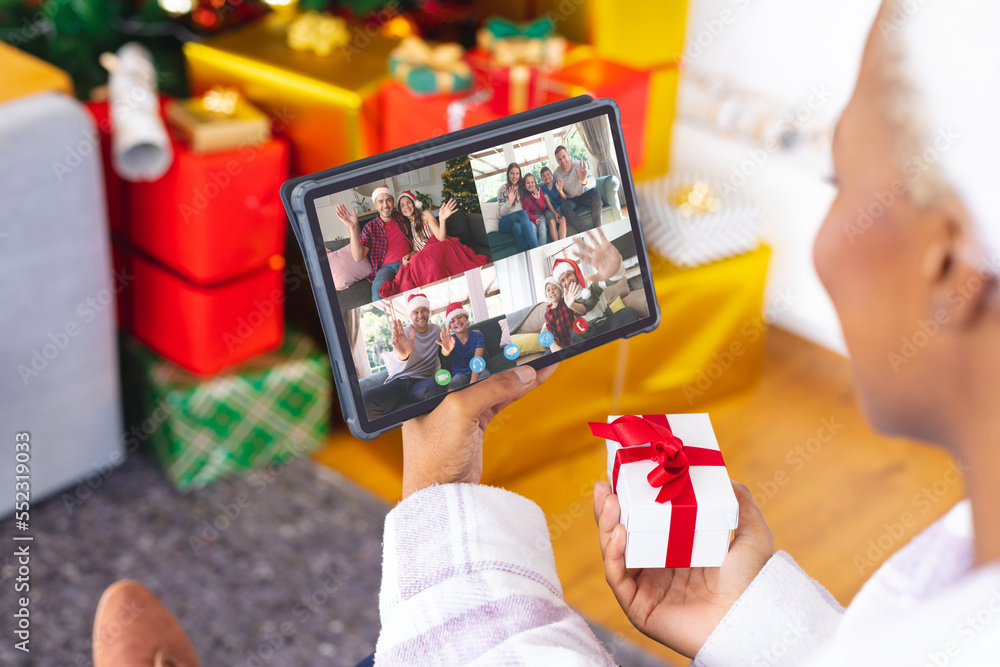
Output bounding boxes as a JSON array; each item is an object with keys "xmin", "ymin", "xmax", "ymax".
[{"xmin": 121, "ymin": 329, "xmax": 332, "ymax": 491}]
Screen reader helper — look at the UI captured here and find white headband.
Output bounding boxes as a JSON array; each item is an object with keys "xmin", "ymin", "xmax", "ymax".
[{"xmin": 898, "ymin": 0, "xmax": 1000, "ymax": 268}]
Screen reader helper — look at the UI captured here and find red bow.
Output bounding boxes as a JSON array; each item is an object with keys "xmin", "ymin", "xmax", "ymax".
[{"xmin": 589, "ymin": 414, "xmax": 725, "ymax": 567}]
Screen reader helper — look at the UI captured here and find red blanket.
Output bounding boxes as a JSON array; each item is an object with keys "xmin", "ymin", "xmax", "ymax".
[{"xmin": 378, "ymin": 237, "xmax": 489, "ymax": 297}]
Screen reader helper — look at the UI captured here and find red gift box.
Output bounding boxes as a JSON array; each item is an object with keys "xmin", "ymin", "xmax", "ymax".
[
  {"xmin": 379, "ymin": 81, "xmax": 503, "ymax": 152},
  {"xmin": 129, "ymin": 249, "xmax": 285, "ymax": 376},
  {"xmin": 127, "ymin": 133, "xmax": 289, "ymax": 285},
  {"xmin": 111, "ymin": 237, "xmax": 133, "ymax": 333},
  {"xmin": 85, "ymin": 101, "xmax": 128, "ymax": 237},
  {"xmin": 543, "ymin": 58, "xmax": 651, "ymax": 169},
  {"xmin": 466, "ymin": 47, "xmax": 547, "ymax": 116}
]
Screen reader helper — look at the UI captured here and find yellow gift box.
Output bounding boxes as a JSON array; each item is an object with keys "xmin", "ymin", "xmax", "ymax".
[
  {"xmin": 184, "ymin": 14, "xmax": 400, "ymax": 175},
  {"xmin": 316, "ymin": 245, "xmax": 770, "ymax": 497},
  {"xmin": 165, "ymin": 91, "xmax": 272, "ymax": 154},
  {"xmin": 474, "ymin": 0, "xmax": 688, "ymax": 69},
  {"xmin": 0, "ymin": 42, "xmax": 73, "ymax": 104},
  {"xmin": 633, "ymin": 64, "xmax": 681, "ymax": 180}
]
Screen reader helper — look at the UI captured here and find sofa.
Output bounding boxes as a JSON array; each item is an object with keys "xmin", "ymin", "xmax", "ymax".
[
  {"xmin": 358, "ymin": 314, "xmax": 515, "ymax": 407},
  {"xmin": 325, "ymin": 209, "xmax": 491, "ymax": 312},
  {"xmin": 483, "ymin": 174, "xmax": 623, "ymax": 261}
]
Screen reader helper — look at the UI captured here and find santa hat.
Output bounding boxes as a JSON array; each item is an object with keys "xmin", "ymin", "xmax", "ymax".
[
  {"xmin": 444, "ymin": 301, "xmax": 469, "ymax": 328},
  {"xmin": 552, "ymin": 258, "xmax": 591, "ymax": 299},
  {"xmin": 371, "ymin": 184, "xmax": 392, "ymax": 202},
  {"xmin": 398, "ymin": 190, "xmax": 422, "ymax": 209},
  {"xmin": 543, "ymin": 276, "xmax": 563, "ymax": 295},
  {"xmin": 406, "ymin": 292, "xmax": 430, "ymax": 317}
]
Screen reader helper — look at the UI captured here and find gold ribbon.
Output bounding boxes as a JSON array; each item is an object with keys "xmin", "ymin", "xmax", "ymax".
[
  {"xmin": 200, "ymin": 87, "xmax": 240, "ymax": 116},
  {"xmin": 389, "ymin": 36, "xmax": 471, "ymax": 95},
  {"xmin": 477, "ymin": 29, "xmax": 566, "ymax": 70},
  {"xmin": 670, "ymin": 182, "xmax": 722, "ymax": 217},
  {"xmin": 287, "ymin": 12, "xmax": 350, "ymax": 57}
]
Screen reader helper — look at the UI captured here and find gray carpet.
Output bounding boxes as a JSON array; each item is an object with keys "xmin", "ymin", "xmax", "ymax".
[{"xmin": 0, "ymin": 451, "xmax": 669, "ymax": 666}]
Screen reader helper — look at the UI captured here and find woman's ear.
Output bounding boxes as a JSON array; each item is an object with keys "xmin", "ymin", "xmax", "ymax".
[{"xmin": 927, "ymin": 196, "xmax": 995, "ymax": 328}]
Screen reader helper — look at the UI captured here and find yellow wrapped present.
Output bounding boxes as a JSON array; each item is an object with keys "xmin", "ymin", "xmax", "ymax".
[
  {"xmin": 184, "ymin": 14, "xmax": 400, "ymax": 175},
  {"xmin": 474, "ymin": 0, "xmax": 688, "ymax": 69},
  {"xmin": 165, "ymin": 88, "xmax": 272, "ymax": 154},
  {"xmin": 0, "ymin": 42, "xmax": 73, "ymax": 104}
]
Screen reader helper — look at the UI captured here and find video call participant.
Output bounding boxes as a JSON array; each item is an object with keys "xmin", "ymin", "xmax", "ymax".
[
  {"xmin": 540, "ymin": 277, "xmax": 574, "ymax": 352},
  {"xmin": 521, "ymin": 172, "xmax": 564, "ymax": 243},
  {"xmin": 362, "ymin": 293, "xmax": 456, "ymax": 419},
  {"xmin": 496, "ymin": 162, "xmax": 543, "ymax": 252},
  {"xmin": 554, "ymin": 230, "xmax": 640, "ymax": 344},
  {"xmin": 335, "ymin": 185, "xmax": 413, "ymax": 301},
  {"xmin": 396, "ymin": 190, "xmax": 459, "ymax": 254},
  {"xmin": 442, "ymin": 302, "xmax": 490, "ymax": 389},
  {"xmin": 551, "ymin": 145, "xmax": 603, "ymax": 233}
]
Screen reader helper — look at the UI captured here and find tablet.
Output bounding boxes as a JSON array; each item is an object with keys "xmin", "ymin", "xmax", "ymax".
[{"xmin": 281, "ymin": 96, "xmax": 660, "ymax": 440}]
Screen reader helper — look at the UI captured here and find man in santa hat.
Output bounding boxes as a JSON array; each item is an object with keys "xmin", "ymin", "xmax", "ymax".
[
  {"xmin": 362, "ymin": 292, "xmax": 456, "ymax": 419},
  {"xmin": 553, "ymin": 228, "xmax": 641, "ymax": 344},
  {"xmin": 335, "ymin": 184, "xmax": 414, "ymax": 302}
]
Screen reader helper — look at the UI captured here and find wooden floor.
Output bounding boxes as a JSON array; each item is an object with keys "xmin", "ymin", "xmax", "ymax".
[{"xmin": 314, "ymin": 328, "xmax": 964, "ymax": 665}]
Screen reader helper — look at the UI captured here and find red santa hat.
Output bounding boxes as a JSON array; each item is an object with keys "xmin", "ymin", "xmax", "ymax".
[
  {"xmin": 371, "ymin": 184, "xmax": 392, "ymax": 202},
  {"xmin": 406, "ymin": 292, "xmax": 430, "ymax": 317},
  {"xmin": 551, "ymin": 258, "xmax": 591, "ymax": 299},
  {"xmin": 543, "ymin": 275, "xmax": 563, "ymax": 296},
  {"xmin": 444, "ymin": 301, "xmax": 469, "ymax": 328},
  {"xmin": 398, "ymin": 190, "xmax": 422, "ymax": 209}
]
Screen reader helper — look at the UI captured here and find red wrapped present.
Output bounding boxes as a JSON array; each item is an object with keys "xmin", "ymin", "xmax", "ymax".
[
  {"xmin": 129, "ymin": 250, "xmax": 285, "ymax": 376},
  {"xmin": 127, "ymin": 132, "xmax": 289, "ymax": 285},
  {"xmin": 110, "ymin": 237, "xmax": 133, "ymax": 333},
  {"xmin": 544, "ymin": 57, "xmax": 652, "ymax": 169},
  {"xmin": 84, "ymin": 101, "xmax": 128, "ymax": 237},
  {"xmin": 379, "ymin": 81, "xmax": 503, "ymax": 151}
]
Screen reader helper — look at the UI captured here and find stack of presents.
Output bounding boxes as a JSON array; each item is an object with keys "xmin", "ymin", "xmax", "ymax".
[{"xmin": 3, "ymin": 0, "xmax": 772, "ymax": 492}]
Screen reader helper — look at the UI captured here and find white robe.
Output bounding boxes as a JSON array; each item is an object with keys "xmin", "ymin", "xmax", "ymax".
[{"xmin": 375, "ymin": 485, "xmax": 1000, "ymax": 666}]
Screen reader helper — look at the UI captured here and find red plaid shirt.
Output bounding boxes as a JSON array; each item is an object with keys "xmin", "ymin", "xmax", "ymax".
[
  {"xmin": 359, "ymin": 212, "xmax": 412, "ymax": 282},
  {"xmin": 544, "ymin": 300, "xmax": 576, "ymax": 348}
]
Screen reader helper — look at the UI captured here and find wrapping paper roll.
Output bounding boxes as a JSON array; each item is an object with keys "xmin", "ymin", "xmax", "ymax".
[{"xmin": 107, "ymin": 43, "xmax": 173, "ymax": 182}]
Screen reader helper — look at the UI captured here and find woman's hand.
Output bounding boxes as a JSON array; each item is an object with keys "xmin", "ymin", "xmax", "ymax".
[
  {"xmin": 401, "ymin": 365, "xmax": 557, "ymax": 498},
  {"xmin": 593, "ymin": 481, "xmax": 774, "ymax": 659},
  {"xmin": 506, "ymin": 184, "xmax": 517, "ymax": 201},
  {"xmin": 438, "ymin": 198, "xmax": 459, "ymax": 224}
]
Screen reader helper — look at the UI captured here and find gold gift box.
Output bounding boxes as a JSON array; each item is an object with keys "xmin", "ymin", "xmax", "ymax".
[
  {"xmin": 0, "ymin": 42, "xmax": 73, "ymax": 104},
  {"xmin": 184, "ymin": 15, "xmax": 400, "ymax": 175},
  {"xmin": 165, "ymin": 94, "xmax": 272, "ymax": 154}
]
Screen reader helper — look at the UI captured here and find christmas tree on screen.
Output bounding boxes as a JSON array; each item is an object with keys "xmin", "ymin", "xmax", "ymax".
[{"xmin": 440, "ymin": 155, "xmax": 482, "ymax": 215}]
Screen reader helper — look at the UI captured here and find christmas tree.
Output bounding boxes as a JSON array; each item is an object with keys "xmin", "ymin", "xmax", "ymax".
[{"xmin": 440, "ymin": 155, "xmax": 481, "ymax": 215}]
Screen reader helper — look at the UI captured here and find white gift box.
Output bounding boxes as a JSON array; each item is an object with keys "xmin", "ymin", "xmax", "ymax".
[
  {"xmin": 636, "ymin": 174, "xmax": 764, "ymax": 269},
  {"xmin": 605, "ymin": 414, "xmax": 739, "ymax": 569}
]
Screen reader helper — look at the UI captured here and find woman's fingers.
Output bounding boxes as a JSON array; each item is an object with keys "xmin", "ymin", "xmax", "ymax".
[
  {"xmin": 603, "ymin": 524, "xmax": 638, "ymax": 612},
  {"xmin": 729, "ymin": 481, "xmax": 775, "ymax": 556},
  {"xmin": 593, "ymin": 482, "xmax": 621, "ymax": 558}
]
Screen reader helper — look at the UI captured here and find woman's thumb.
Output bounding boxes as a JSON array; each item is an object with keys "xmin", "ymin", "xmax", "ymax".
[{"xmin": 447, "ymin": 366, "xmax": 539, "ymax": 419}]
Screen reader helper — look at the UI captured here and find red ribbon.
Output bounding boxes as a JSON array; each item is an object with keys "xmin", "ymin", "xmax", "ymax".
[{"xmin": 589, "ymin": 415, "xmax": 725, "ymax": 567}]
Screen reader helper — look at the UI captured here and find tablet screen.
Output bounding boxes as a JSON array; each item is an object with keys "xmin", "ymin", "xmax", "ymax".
[{"xmin": 307, "ymin": 110, "xmax": 652, "ymax": 429}]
